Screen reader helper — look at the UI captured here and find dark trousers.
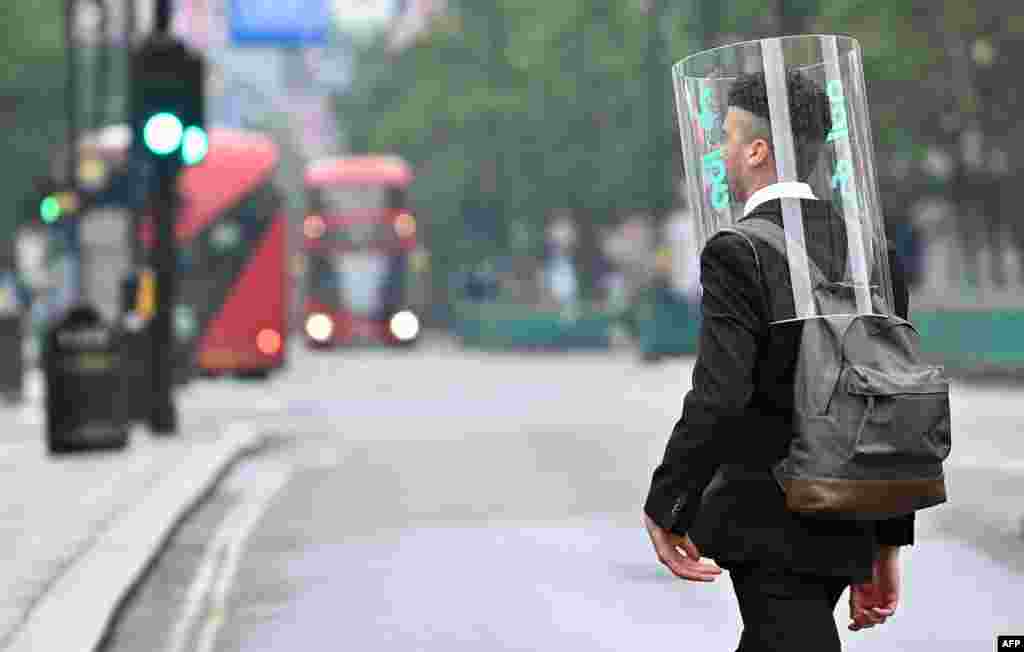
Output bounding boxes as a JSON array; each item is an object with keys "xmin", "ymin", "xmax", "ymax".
[{"xmin": 727, "ymin": 564, "xmax": 850, "ymax": 652}]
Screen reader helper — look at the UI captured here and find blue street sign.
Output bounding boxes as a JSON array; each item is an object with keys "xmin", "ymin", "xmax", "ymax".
[{"xmin": 230, "ymin": 0, "xmax": 330, "ymax": 46}]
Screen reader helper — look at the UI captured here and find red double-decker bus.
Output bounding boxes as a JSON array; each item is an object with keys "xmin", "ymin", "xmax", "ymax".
[
  {"xmin": 142, "ymin": 128, "xmax": 289, "ymax": 377},
  {"xmin": 302, "ymin": 155, "xmax": 424, "ymax": 348}
]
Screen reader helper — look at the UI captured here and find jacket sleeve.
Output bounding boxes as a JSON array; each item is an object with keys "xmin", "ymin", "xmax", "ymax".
[
  {"xmin": 644, "ymin": 233, "xmax": 764, "ymax": 535},
  {"xmin": 875, "ymin": 240, "xmax": 916, "ymax": 547}
]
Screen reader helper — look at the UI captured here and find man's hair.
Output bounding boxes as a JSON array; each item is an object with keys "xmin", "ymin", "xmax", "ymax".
[{"xmin": 727, "ymin": 69, "xmax": 832, "ymax": 180}]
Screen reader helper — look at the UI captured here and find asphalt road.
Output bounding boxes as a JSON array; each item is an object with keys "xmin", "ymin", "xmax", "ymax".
[{"xmin": 101, "ymin": 342, "xmax": 1024, "ymax": 652}]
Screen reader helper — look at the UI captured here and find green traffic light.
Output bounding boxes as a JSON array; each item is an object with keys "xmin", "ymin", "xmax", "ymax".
[
  {"xmin": 143, "ymin": 112, "xmax": 184, "ymax": 155},
  {"xmin": 181, "ymin": 126, "xmax": 208, "ymax": 165},
  {"xmin": 40, "ymin": 196, "xmax": 61, "ymax": 223}
]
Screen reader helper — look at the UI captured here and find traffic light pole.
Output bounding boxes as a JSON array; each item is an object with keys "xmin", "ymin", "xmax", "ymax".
[
  {"xmin": 125, "ymin": 0, "xmax": 143, "ymax": 268},
  {"xmin": 148, "ymin": 0, "xmax": 178, "ymax": 435},
  {"xmin": 131, "ymin": 0, "xmax": 206, "ymax": 435},
  {"xmin": 148, "ymin": 157, "xmax": 179, "ymax": 434}
]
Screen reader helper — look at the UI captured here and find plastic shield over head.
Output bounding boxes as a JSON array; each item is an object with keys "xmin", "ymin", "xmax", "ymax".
[{"xmin": 674, "ymin": 35, "xmax": 895, "ymax": 323}]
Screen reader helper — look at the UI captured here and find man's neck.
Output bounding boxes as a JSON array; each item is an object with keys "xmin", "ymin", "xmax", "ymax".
[
  {"xmin": 743, "ymin": 176, "xmax": 778, "ymax": 203},
  {"xmin": 743, "ymin": 181, "xmax": 818, "ymax": 216}
]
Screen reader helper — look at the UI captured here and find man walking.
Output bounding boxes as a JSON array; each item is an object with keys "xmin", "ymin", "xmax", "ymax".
[{"xmin": 644, "ymin": 37, "xmax": 913, "ymax": 650}]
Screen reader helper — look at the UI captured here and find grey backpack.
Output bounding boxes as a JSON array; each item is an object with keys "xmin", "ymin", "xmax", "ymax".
[{"xmin": 721, "ymin": 217, "xmax": 951, "ymax": 520}]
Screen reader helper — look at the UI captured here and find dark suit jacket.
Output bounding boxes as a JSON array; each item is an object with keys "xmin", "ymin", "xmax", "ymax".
[{"xmin": 643, "ymin": 198, "xmax": 914, "ymax": 584}]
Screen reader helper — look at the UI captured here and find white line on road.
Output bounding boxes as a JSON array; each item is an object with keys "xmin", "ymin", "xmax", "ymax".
[
  {"xmin": 948, "ymin": 457, "xmax": 1024, "ymax": 473},
  {"xmin": 164, "ymin": 456, "xmax": 291, "ymax": 652}
]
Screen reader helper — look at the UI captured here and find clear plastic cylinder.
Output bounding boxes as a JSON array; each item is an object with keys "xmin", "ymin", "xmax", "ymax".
[{"xmin": 673, "ymin": 35, "xmax": 895, "ymax": 322}]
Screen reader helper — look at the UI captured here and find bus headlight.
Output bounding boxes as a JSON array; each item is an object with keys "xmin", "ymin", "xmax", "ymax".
[
  {"xmin": 389, "ymin": 310, "xmax": 420, "ymax": 342},
  {"xmin": 305, "ymin": 313, "xmax": 334, "ymax": 343}
]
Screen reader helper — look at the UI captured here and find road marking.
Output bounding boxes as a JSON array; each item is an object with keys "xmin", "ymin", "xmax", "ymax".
[
  {"xmin": 23, "ymin": 369, "xmax": 43, "ymax": 402},
  {"xmin": 164, "ymin": 456, "xmax": 291, "ymax": 652},
  {"xmin": 948, "ymin": 457, "xmax": 1024, "ymax": 473},
  {"xmin": 15, "ymin": 404, "xmax": 43, "ymax": 426}
]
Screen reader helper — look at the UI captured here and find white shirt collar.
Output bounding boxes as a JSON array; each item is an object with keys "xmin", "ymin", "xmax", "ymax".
[{"xmin": 743, "ymin": 182, "xmax": 818, "ymax": 216}]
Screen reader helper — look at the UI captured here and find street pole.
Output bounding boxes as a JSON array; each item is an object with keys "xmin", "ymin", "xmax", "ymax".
[
  {"xmin": 95, "ymin": 0, "xmax": 110, "ymax": 129},
  {"xmin": 126, "ymin": 0, "xmax": 143, "ymax": 268},
  {"xmin": 125, "ymin": 0, "xmax": 136, "ymax": 51},
  {"xmin": 148, "ymin": 0, "xmax": 179, "ymax": 434},
  {"xmin": 64, "ymin": 0, "xmax": 79, "ymax": 190},
  {"xmin": 64, "ymin": 0, "xmax": 82, "ymax": 304}
]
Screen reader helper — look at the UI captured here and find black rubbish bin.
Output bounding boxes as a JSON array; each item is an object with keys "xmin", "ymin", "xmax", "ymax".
[{"xmin": 43, "ymin": 304, "xmax": 130, "ymax": 454}]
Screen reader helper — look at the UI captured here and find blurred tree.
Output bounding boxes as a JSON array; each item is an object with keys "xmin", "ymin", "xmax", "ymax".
[
  {"xmin": 0, "ymin": 2, "xmax": 65, "ymax": 81},
  {"xmin": 0, "ymin": 1, "xmax": 66, "ymax": 255},
  {"xmin": 337, "ymin": 0, "xmax": 699, "ymax": 302},
  {"xmin": 338, "ymin": 0, "xmax": 1024, "ymax": 305},
  {"xmin": 818, "ymin": 0, "xmax": 1023, "ymax": 288}
]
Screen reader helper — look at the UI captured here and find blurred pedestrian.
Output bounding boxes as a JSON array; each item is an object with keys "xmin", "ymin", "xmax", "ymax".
[
  {"xmin": 891, "ymin": 217, "xmax": 924, "ymax": 290},
  {"xmin": 644, "ymin": 38, "xmax": 916, "ymax": 651},
  {"xmin": 664, "ymin": 207, "xmax": 702, "ymax": 322}
]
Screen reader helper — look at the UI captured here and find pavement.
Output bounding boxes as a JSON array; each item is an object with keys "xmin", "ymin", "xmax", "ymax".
[{"xmin": 0, "ymin": 370, "xmax": 272, "ymax": 652}]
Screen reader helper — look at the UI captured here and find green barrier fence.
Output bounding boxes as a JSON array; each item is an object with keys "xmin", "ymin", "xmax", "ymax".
[
  {"xmin": 913, "ymin": 309, "xmax": 1024, "ymax": 373},
  {"xmin": 452, "ymin": 301, "xmax": 613, "ymax": 351},
  {"xmin": 628, "ymin": 296, "xmax": 1024, "ymax": 374},
  {"xmin": 628, "ymin": 286, "xmax": 700, "ymax": 361}
]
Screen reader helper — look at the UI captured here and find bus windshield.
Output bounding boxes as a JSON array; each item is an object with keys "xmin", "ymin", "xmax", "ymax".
[
  {"xmin": 336, "ymin": 252, "xmax": 390, "ymax": 316},
  {"xmin": 307, "ymin": 183, "xmax": 409, "ymax": 251},
  {"xmin": 319, "ymin": 185, "xmax": 390, "ymax": 214}
]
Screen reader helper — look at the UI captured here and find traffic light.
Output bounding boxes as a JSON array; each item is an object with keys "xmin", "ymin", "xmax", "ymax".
[
  {"xmin": 39, "ymin": 195, "xmax": 61, "ymax": 223},
  {"xmin": 130, "ymin": 35, "xmax": 207, "ymax": 168},
  {"xmin": 38, "ymin": 190, "xmax": 79, "ymax": 224}
]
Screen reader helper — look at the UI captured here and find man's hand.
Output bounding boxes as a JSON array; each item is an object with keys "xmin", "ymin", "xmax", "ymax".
[
  {"xmin": 644, "ymin": 513, "xmax": 722, "ymax": 582},
  {"xmin": 848, "ymin": 546, "xmax": 900, "ymax": 631}
]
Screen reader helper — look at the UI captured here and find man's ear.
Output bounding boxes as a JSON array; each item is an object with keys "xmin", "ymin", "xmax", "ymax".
[{"xmin": 748, "ymin": 138, "xmax": 772, "ymax": 167}]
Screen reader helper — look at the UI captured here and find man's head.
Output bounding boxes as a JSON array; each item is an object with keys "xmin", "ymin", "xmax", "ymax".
[{"xmin": 721, "ymin": 70, "xmax": 832, "ymax": 203}]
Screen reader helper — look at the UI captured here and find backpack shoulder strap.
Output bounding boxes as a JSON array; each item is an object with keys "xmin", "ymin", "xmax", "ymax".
[
  {"xmin": 715, "ymin": 226, "xmax": 762, "ymax": 280},
  {"xmin": 712, "ymin": 226, "xmax": 776, "ymax": 326},
  {"xmin": 732, "ymin": 217, "xmax": 828, "ymax": 286}
]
